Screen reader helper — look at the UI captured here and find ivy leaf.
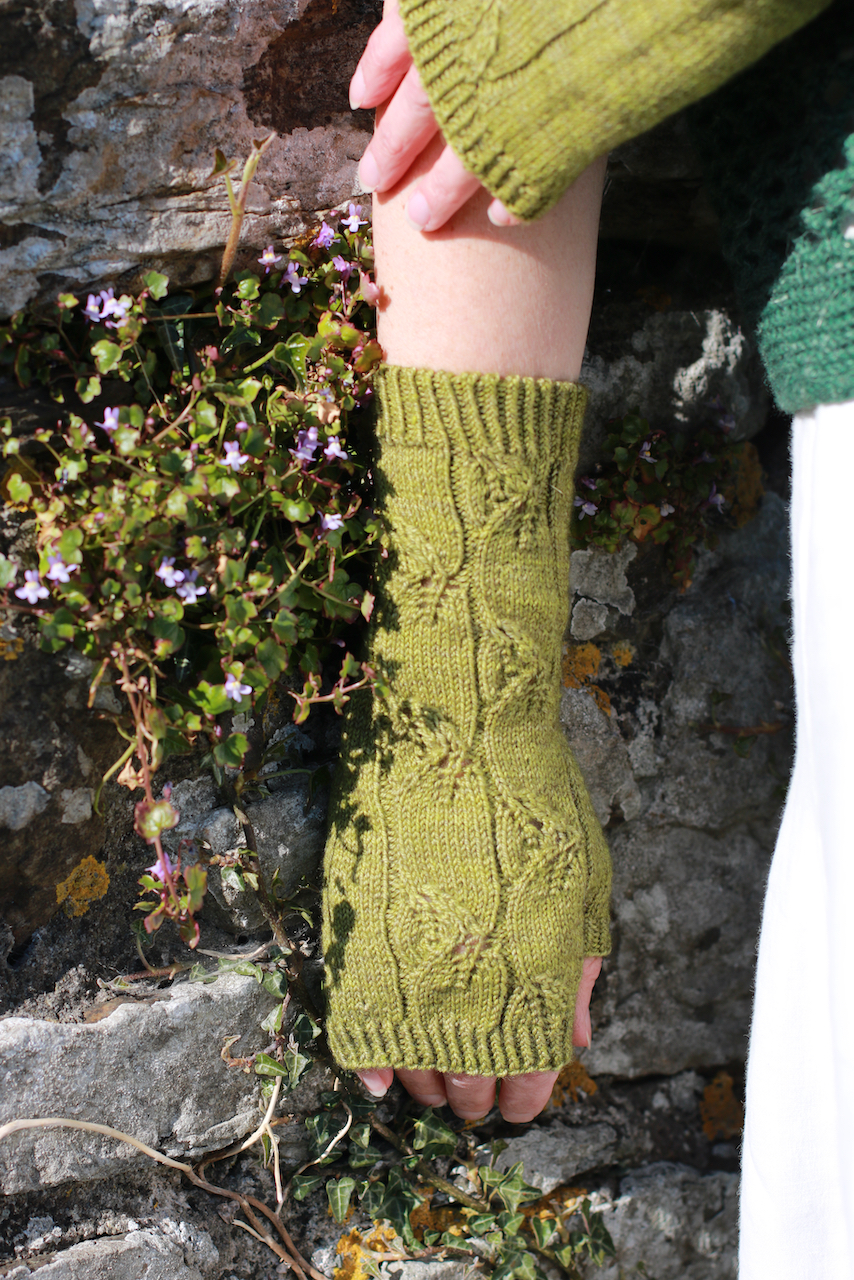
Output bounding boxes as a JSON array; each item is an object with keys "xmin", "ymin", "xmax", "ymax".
[
  {"xmin": 327, "ymin": 1176, "xmax": 356, "ymax": 1223},
  {"xmin": 144, "ymin": 271, "xmax": 170, "ymax": 300},
  {"xmin": 0, "ymin": 553, "xmax": 17, "ymax": 589},
  {"xmin": 213, "ymin": 731, "xmax": 249, "ymax": 769},
  {"xmin": 291, "ymin": 1173, "xmax": 324, "ymax": 1202},
  {"xmin": 91, "ymin": 339, "xmax": 123, "ymax": 373},
  {"xmin": 530, "ymin": 1217, "xmax": 558, "ymax": 1249},
  {"xmin": 412, "ymin": 1108, "xmax": 457, "ymax": 1159}
]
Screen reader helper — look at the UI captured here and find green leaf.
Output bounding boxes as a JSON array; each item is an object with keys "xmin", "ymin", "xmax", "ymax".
[
  {"xmin": 255, "ymin": 292, "xmax": 284, "ymax": 327},
  {"xmin": 6, "ymin": 472, "xmax": 33, "ymax": 505},
  {"xmin": 213, "ymin": 731, "xmax": 249, "ymax": 769},
  {"xmin": 91, "ymin": 339, "xmax": 123, "ymax": 373},
  {"xmin": 291, "ymin": 1173, "xmax": 324, "ymax": 1202},
  {"xmin": 255, "ymin": 1052, "xmax": 288, "ymax": 1078},
  {"xmin": 497, "ymin": 1212, "xmax": 525, "ymax": 1237},
  {"xmin": 256, "ymin": 637, "xmax": 289, "ymax": 679},
  {"xmin": 75, "ymin": 375, "xmax": 102, "ymax": 403},
  {"xmin": 144, "ymin": 271, "xmax": 170, "ymax": 300},
  {"xmin": 220, "ymin": 865, "xmax": 246, "ymax": 894},
  {"xmin": 530, "ymin": 1218, "xmax": 557, "ymax": 1249},
  {"xmin": 269, "ymin": 334, "xmax": 311, "ymax": 390},
  {"xmin": 184, "ymin": 864, "xmax": 207, "ymax": 912},
  {"xmin": 327, "ymin": 1176, "xmax": 356, "ymax": 1223},
  {"xmin": 467, "ymin": 1214, "xmax": 499, "ymax": 1236},
  {"xmin": 281, "ymin": 498, "xmax": 313, "ymax": 523},
  {"xmin": 189, "ymin": 680, "xmax": 233, "ymax": 716},
  {"xmin": 149, "ymin": 615, "xmax": 185, "ymax": 659},
  {"xmin": 236, "ymin": 275, "xmax": 260, "ymax": 301},
  {"xmin": 412, "ymin": 1108, "xmax": 457, "ymax": 1159},
  {"xmin": 0, "ymin": 553, "xmax": 17, "ymax": 589},
  {"xmin": 260, "ymin": 1001, "xmax": 285, "ymax": 1035}
]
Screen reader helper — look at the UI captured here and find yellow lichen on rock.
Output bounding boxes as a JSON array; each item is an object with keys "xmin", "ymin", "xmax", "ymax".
[
  {"xmin": 334, "ymin": 1225, "xmax": 398, "ymax": 1280},
  {"xmin": 0, "ymin": 635, "xmax": 25, "ymax": 661},
  {"xmin": 56, "ymin": 856, "xmax": 110, "ymax": 917},
  {"xmin": 612, "ymin": 641, "xmax": 634, "ymax": 668},
  {"xmin": 561, "ymin": 642, "xmax": 601, "ymax": 688},
  {"xmin": 550, "ymin": 1059, "xmax": 598, "ymax": 1107}
]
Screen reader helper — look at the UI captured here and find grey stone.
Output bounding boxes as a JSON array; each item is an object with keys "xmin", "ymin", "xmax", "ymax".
[
  {"xmin": 59, "ymin": 788, "xmax": 93, "ymax": 825},
  {"xmin": 571, "ymin": 544, "xmax": 637, "ymax": 615},
  {"xmin": 588, "ymin": 1163, "xmax": 738, "ymax": 1280},
  {"xmin": 570, "ymin": 599, "xmax": 610, "ymax": 641},
  {"xmin": 0, "ymin": 0, "xmax": 381, "ymax": 316},
  {"xmin": 0, "ymin": 973, "xmax": 277, "ymax": 1192},
  {"xmin": 8, "ymin": 1227, "xmax": 215, "ymax": 1279},
  {"xmin": 579, "ymin": 308, "xmax": 768, "ymax": 471},
  {"xmin": 495, "ymin": 1121, "xmax": 618, "ymax": 1193},
  {"xmin": 246, "ymin": 772, "xmax": 329, "ymax": 896},
  {"xmin": 561, "ymin": 689, "xmax": 642, "ymax": 827},
  {"xmin": 0, "ymin": 781, "xmax": 49, "ymax": 831}
]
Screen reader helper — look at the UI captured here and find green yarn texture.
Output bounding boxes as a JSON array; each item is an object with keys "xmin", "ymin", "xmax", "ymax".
[
  {"xmin": 323, "ymin": 367, "xmax": 612, "ymax": 1078},
  {"xmin": 398, "ymin": 0, "xmax": 833, "ymax": 222}
]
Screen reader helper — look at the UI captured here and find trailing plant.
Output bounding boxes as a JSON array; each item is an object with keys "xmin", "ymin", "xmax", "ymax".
[
  {"xmin": 571, "ymin": 409, "xmax": 762, "ymax": 590},
  {"xmin": 0, "ymin": 202, "xmax": 382, "ymax": 945}
]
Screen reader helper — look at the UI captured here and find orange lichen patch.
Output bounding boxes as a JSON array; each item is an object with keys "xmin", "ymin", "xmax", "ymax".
[
  {"xmin": 724, "ymin": 442, "xmax": 765, "ymax": 529},
  {"xmin": 55, "ymin": 856, "xmax": 110, "ymax": 917},
  {"xmin": 612, "ymin": 641, "xmax": 634, "ymax": 668},
  {"xmin": 700, "ymin": 1070, "xmax": 744, "ymax": 1141},
  {"xmin": 550, "ymin": 1060, "xmax": 598, "ymax": 1108},
  {"xmin": 409, "ymin": 1191, "xmax": 466, "ymax": 1241},
  {"xmin": 562, "ymin": 642, "xmax": 601, "ymax": 689},
  {"xmin": 0, "ymin": 635, "xmax": 25, "ymax": 661},
  {"xmin": 588, "ymin": 686, "xmax": 612, "ymax": 717},
  {"xmin": 334, "ymin": 1225, "xmax": 399, "ymax": 1280}
]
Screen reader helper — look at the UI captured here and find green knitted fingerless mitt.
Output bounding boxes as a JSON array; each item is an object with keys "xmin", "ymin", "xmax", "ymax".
[{"xmin": 323, "ymin": 367, "xmax": 612, "ymax": 1077}]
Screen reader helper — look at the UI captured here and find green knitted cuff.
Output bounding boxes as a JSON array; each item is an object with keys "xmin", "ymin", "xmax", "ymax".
[
  {"xmin": 322, "ymin": 366, "xmax": 612, "ymax": 1078},
  {"xmin": 398, "ymin": 0, "xmax": 833, "ymax": 222}
]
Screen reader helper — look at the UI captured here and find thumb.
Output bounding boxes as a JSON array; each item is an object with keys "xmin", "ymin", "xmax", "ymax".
[{"xmin": 572, "ymin": 956, "xmax": 603, "ymax": 1048}]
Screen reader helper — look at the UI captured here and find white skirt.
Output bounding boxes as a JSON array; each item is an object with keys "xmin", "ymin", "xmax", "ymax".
[{"xmin": 740, "ymin": 401, "xmax": 854, "ymax": 1277}]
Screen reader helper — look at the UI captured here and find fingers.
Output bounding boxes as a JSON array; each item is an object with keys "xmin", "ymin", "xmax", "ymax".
[
  {"xmin": 443, "ymin": 1073, "xmax": 497, "ymax": 1120},
  {"xmin": 359, "ymin": 63, "xmax": 440, "ymax": 195},
  {"xmin": 350, "ymin": 0, "xmax": 412, "ymax": 110},
  {"xmin": 395, "ymin": 1068, "xmax": 448, "ymax": 1108},
  {"xmin": 498, "ymin": 1071, "xmax": 560, "ymax": 1124},
  {"xmin": 356, "ymin": 1067, "xmax": 394, "ymax": 1098},
  {"xmin": 572, "ymin": 955, "xmax": 603, "ymax": 1048},
  {"xmin": 404, "ymin": 143, "xmax": 484, "ymax": 231}
]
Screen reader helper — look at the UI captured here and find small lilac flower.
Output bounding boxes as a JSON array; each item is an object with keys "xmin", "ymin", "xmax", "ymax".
[
  {"xmin": 323, "ymin": 435, "xmax": 348, "ymax": 461},
  {"xmin": 15, "ymin": 570, "xmax": 49, "ymax": 604},
  {"xmin": 313, "ymin": 221, "xmax": 335, "ymax": 249},
  {"xmin": 291, "ymin": 425, "xmax": 319, "ymax": 463},
  {"xmin": 332, "ymin": 254, "xmax": 353, "ymax": 281},
  {"xmin": 224, "ymin": 672, "xmax": 252, "ymax": 701},
  {"xmin": 581, "ymin": 476, "xmax": 598, "ymax": 490},
  {"xmin": 146, "ymin": 852, "xmax": 176, "ymax": 880},
  {"xmin": 96, "ymin": 407, "xmax": 120, "ymax": 433},
  {"xmin": 321, "ymin": 512, "xmax": 344, "ymax": 532},
  {"xmin": 574, "ymin": 496, "xmax": 598, "ymax": 517},
  {"xmin": 258, "ymin": 245, "xmax": 283, "ymax": 273},
  {"xmin": 222, "ymin": 441, "xmax": 249, "ymax": 472},
  {"xmin": 46, "ymin": 554, "xmax": 78, "ymax": 584},
  {"xmin": 638, "ymin": 440, "xmax": 655, "ymax": 462},
  {"xmin": 718, "ymin": 413, "xmax": 736, "ymax": 433},
  {"xmin": 284, "ymin": 262, "xmax": 310, "ymax": 294},
  {"xmin": 706, "ymin": 483, "xmax": 725, "ymax": 511},
  {"xmin": 156, "ymin": 556, "xmax": 185, "ymax": 589},
  {"xmin": 660, "ymin": 502, "xmax": 676, "ymax": 517},
  {"xmin": 99, "ymin": 289, "xmax": 130, "ymax": 328},
  {"xmin": 176, "ymin": 569, "xmax": 207, "ymax": 605},
  {"xmin": 342, "ymin": 202, "xmax": 367, "ymax": 233},
  {"xmin": 84, "ymin": 293, "xmax": 103, "ymax": 323},
  {"xmin": 234, "ymin": 419, "xmax": 250, "ymax": 432}
]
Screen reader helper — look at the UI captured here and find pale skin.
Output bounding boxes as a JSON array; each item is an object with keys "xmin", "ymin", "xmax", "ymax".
[{"xmin": 349, "ymin": 0, "xmax": 609, "ymax": 1125}]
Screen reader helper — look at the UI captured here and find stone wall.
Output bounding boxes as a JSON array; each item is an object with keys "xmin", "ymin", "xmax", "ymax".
[{"xmin": 0, "ymin": 4, "xmax": 791, "ymax": 1277}]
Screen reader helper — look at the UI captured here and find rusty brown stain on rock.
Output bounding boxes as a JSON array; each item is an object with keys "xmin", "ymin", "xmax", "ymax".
[{"xmin": 243, "ymin": 0, "xmax": 380, "ymax": 137}]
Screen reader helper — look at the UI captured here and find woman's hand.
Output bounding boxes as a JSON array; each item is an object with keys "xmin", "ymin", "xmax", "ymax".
[
  {"xmin": 351, "ymin": 0, "xmax": 520, "ymax": 231},
  {"xmin": 356, "ymin": 956, "xmax": 603, "ymax": 1123}
]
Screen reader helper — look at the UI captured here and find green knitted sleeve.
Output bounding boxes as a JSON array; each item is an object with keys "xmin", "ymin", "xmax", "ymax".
[
  {"xmin": 322, "ymin": 367, "xmax": 611, "ymax": 1078},
  {"xmin": 398, "ymin": 0, "xmax": 834, "ymax": 222}
]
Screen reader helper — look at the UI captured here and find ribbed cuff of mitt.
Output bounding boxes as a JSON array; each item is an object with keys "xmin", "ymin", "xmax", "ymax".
[{"xmin": 322, "ymin": 366, "xmax": 612, "ymax": 1078}]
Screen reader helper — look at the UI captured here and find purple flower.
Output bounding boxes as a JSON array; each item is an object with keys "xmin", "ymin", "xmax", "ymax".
[
  {"xmin": 156, "ymin": 556, "xmax": 185, "ymax": 589},
  {"xmin": 234, "ymin": 419, "xmax": 250, "ymax": 432},
  {"xmin": 284, "ymin": 262, "xmax": 310, "ymax": 294},
  {"xmin": 342, "ymin": 203, "xmax": 367, "ymax": 233},
  {"xmin": 291, "ymin": 425, "xmax": 319, "ymax": 463},
  {"xmin": 15, "ymin": 570, "xmax": 49, "ymax": 604},
  {"xmin": 660, "ymin": 502, "xmax": 676, "ymax": 517},
  {"xmin": 313, "ymin": 222, "xmax": 335, "ymax": 249},
  {"xmin": 46, "ymin": 554, "xmax": 78, "ymax": 584},
  {"xmin": 84, "ymin": 293, "xmax": 103, "ymax": 323},
  {"xmin": 146, "ymin": 851, "xmax": 176, "ymax": 881},
  {"xmin": 96, "ymin": 407, "xmax": 120, "ymax": 433},
  {"xmin": 638, "ymin": 440, "xmax": 655, "ymax": 462},
  {"xmin": 321, "ymin": 512, "xmax": 344, "ymax": 532},
  {"xmin": 706, "ymin": 483, "xmax": 725, "ymax": 511},
  {"xmin": 332, "ymin": 254, "xmax": 353, "ymax": 281},
  {"xmin": 99, "ymin": 288, "xmax": 130, "ymax": 329},
  {"xmin": 176, "ymin": 569, "xmax": 207, "ymax": 605},
  {"xmin": 581, "ymin": 477, "xmax": 598, "ymax": 490},
  {"xmin": 323, "ymin": 435, "xmax": 348, "ymax": 461},
  {"xmin": 222, "ymin": 441, "xmax": 249, "ymax": 472},
  {"xmin": 224, "ymin": 672, "xmax": 252, "ymax": 701},
  {"xmin": 258, "ymin": 245, "xmax": 283, "ymax": 273},
  {"xmin": 574, "ymin": 496, "xmax": 598, "ymax": 518}
]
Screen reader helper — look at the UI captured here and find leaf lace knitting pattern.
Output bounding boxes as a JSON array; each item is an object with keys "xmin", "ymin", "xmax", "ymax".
[{"xmin": 323, "ymin": 367, "xmax": 612, "ymax": 1078}]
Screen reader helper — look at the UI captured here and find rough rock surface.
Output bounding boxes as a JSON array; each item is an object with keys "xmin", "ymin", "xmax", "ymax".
[
  {"xmin": 0, "ymin": 0, "xmax": 381, "ymax": 316},
  {"xmin": 0, "ymin": 973, "xmax": 278, "ymax": 1193},
  {"xmin": 3, "ymin": 1225, "xmax": 218, "ymax": 1279}
]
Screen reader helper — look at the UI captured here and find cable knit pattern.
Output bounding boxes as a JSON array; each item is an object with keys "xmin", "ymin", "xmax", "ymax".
[
  {"xmin": 323, "ymin": 367, "xmax": 612, "ymax": 1078},
  {"xmin": 397, "ymin": 0, "xmax": 833, "ymax": 222}
]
